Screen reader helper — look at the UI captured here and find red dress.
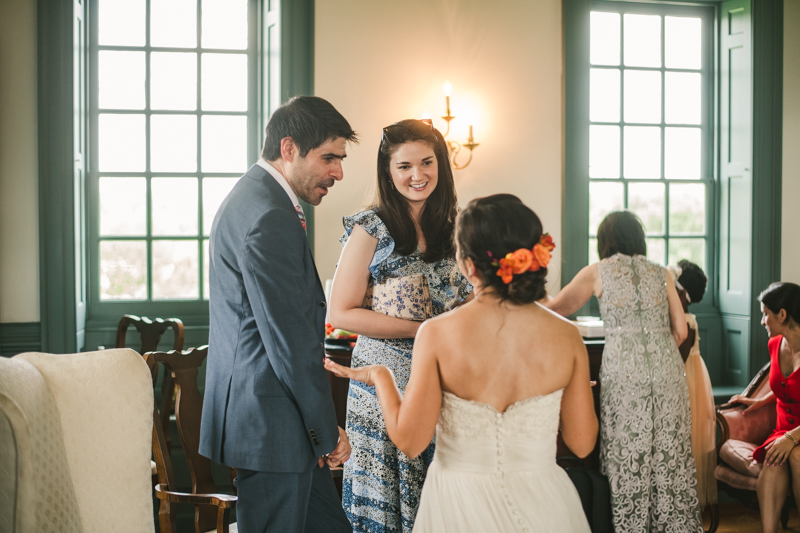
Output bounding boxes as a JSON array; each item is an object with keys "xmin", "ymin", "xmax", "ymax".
[{"xmin": 754, "ymin": 335, "xmax": 800, "ymax": 463}]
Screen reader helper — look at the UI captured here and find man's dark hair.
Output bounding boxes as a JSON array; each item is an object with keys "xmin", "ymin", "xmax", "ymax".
[
  {"xmin": 596, "ymin": 210, "xmax": 647, "ymax": 260},
  {"xmin": 677, "ymin": 259, "xmax": 707, "ymax": 304},
  {"xmin": 261, "ymin": 96, "xmax": 358, "ymax": 160}
]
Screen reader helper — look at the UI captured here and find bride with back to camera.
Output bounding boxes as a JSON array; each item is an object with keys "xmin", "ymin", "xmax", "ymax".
[{"xmin": 326, "ymin": 194, "xmax": 598, "ymax": 532}]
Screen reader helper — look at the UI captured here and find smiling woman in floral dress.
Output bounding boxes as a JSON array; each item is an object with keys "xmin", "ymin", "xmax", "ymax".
[{"xmin": 328, "ymin": 119, "xmax": 471, "ymax": 533}]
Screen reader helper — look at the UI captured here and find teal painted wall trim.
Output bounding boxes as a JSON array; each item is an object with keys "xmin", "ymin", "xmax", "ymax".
[
  {"xmin": 748, "ymin": 0, "xmax": 783, "ymax": 376},
  {"xmin": 37, "ymin": 0, "xmax": 81, "ymax": 354},
  {"xmin": 0, "ymin": 323, "xmax": 42, "ymax": 357},
  {"xmin": 281, "ymin": 0, "xmax": 316, "ymax": 253}
]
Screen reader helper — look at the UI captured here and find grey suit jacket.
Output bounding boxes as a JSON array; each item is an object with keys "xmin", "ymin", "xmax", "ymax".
[{"xmin": 199, "ymin": 163, "xmax": 339, "ymax": 473}]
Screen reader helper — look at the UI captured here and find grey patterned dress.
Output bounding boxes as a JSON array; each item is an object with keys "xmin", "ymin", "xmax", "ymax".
[
  {"xmin": 339, "ymin": 210, "xmax": 471, "ymax": 533},
  {"xmin": 597, "ymin": 254, "xmax": 702, "ymax": 532}
]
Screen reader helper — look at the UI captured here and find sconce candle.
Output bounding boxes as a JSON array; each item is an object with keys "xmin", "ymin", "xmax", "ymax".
[{"xmin": 436, "ymin": 80, "xmax": 479, "ymax": 170}]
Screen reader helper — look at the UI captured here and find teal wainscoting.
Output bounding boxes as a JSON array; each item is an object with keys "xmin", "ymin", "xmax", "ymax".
[{"xmin": 0, "ymin": 322, "xmax": 42, "ymax": 357}]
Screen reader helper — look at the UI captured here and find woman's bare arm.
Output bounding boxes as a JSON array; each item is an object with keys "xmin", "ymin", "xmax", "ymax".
[
  {"xmin": 328, "ymin": 225, "xmax": 421, "ymax": 339},
  {"xmin": 544, "ymin": 264, "xmax": 601, "ymax": 317},
  {"xmin": 665, "ymin": 270, "xmax": 688, "ymax": 346},
  {"xmin": 324, "ymin": 321, "xmax": 442, "ymax": 458},
  {"xmin": 559, "ymin": 331, "xmax": 599, "ymax": 458}
]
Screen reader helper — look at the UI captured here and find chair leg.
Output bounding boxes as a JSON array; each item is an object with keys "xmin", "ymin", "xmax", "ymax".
[{"xmin": 705, "ymin": 503, "xmax": 720, "ymax": 533}]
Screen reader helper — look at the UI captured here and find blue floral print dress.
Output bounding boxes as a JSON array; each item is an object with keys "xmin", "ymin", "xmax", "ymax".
[{"xmin": 339, "ymin": 210, "xmax": 472, "ymax": 533}]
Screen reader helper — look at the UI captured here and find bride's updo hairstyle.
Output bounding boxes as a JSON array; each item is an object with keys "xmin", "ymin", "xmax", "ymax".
[{"xmin": 456, "ymin": 194, "xmax": 547, "ymax": 304}]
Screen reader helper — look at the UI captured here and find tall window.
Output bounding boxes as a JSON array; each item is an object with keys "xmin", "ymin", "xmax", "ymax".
[
  {"xmin": 88, "ymin": 0, "xmax": 259, "ymax": 308},
  {"xmin": 586, "ymin": 4, "xmax": 713, "ymax": 270}
]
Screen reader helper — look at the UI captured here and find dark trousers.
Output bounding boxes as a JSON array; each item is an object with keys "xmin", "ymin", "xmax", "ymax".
[{"xmin": 234, "ymin": 464, "xmax": 351, "ymax": 533}]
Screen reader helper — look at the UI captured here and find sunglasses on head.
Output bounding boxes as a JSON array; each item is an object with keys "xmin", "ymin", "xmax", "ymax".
[{"xmin": 381, "ymin": 118, "xmax": 434, "ymax": 144}]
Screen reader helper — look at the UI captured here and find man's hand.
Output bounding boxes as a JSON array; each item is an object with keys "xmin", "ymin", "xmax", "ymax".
[{"xmin": 318, "ymin": 426, "xmax": 351, "ymax": 468}]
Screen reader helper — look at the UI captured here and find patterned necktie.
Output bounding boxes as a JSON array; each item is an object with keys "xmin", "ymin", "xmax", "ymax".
[{"xmin": 295, "ymin": 204, "xmax": 306, "ymax": 232}]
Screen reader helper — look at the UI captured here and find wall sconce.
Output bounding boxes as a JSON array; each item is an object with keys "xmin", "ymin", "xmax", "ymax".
[{"xmin": 437, "ymin": 81, "xmax": 479, "ymax": 170}]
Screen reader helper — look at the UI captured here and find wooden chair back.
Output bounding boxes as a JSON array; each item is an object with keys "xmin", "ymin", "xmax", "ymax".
[
  {"xmin": 117, "ymin": 314, "xmax": 184, "ymax": 453},
  {"xmin": 145, "ymin": 347, "xmax": 236, "ymax": 533}
]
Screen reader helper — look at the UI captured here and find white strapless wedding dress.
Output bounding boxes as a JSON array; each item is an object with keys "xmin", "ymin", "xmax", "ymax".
[{"xmin": 412, "ymin": 389, "xmax": 591, "ymax": 533}]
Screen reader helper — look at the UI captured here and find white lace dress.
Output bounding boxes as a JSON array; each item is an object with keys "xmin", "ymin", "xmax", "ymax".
[
  {"xmin": 412, "ymin": 390, "xmax": 591, "ymax": 533},
  {"xmin": 597, "ymin": 254, "xmax": 702, "ymax": 532}
]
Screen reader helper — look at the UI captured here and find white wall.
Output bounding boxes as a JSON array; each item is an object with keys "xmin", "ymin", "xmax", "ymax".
[
  {"xmin": 0, "ymin": 0, "xmax": 39, "ymax": 323},
  {"xmin": 782, "ymin": 0, "xmax": 800, "ymax": 284},
  {"xmin": 313, "ymin": 0, "xmax": 564, "ymax": 290}
]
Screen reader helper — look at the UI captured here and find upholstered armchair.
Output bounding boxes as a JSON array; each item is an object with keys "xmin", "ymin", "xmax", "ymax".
[
  {"xmin": 715, "ymin": 361, "xmax": 792, "ymax": 529},
  {"xmin": 0, "ymin": 349, "xmax": 155, "ymax": 533}
]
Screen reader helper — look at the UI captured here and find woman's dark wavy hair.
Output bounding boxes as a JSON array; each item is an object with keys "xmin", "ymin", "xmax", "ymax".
[
  {"xmin": 677, "ymin": 260, "xmax": 707, "ymax": 304},
  {"xmin": 597, "ymin": 211, "xmax": 647, "ymax": 260},
  {"xmin": 456, "ymin": 194, "xmax": 547, "ymax": 305},
  {"xmin": 373, "ymin": 119, "xmax": 458, "ymax": 262},
  {"xmin": 758, "ymin": 282, "xmax": 800, "ymax": 326}
]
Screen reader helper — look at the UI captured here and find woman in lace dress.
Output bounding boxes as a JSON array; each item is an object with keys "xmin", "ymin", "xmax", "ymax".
[
  {"xmin": 545, "ymin": 211, "xmax": 702, "ymax": 532},
  {"xmin": 327, "ymin": 194, "xmax": 597, "ymax": 533},
  {"xmin": 328, "ymin": 119, "xmax": 471, "ymax": 532}
]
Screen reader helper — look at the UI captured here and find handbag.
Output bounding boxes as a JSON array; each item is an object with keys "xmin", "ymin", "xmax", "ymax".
[{"xmin": 362, "ymin": 275, "xmax": 433, "ymax": 321}]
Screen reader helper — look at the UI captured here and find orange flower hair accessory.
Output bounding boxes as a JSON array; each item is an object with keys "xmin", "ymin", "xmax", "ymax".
[{"xmin": 489, "ymin": 233, "xmax": 556, "ymax": 284}]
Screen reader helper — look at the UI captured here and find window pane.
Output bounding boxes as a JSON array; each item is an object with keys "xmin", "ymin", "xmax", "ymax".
[
  {"xmin": 624, "ymin": 14, "xmax": 661, "ymax": 68},
  {"xmin": 623, "ymin": 126, "xmax": 661, "ymax": 179},
  {"xmin": 151, "ymin": 0, "xmax": 197, "ymax": 48},
  {"xmin": 665, "ymin": 17, "xmax": 702, "ymax": 70},
  {"xmin": 98, "ymin": 51, "xmax": 145, "ymax": 110},
  {"xmin": 665, "ymin": 127, "xmax": 701, "ymax": 179},
  {"xmin": 100, "ymin": 178, "xmax": 146, "ymax": 236},
  {"xmin": 668, "ymin": 239, "xmax": 705, "ymax": 270},
  {"xmin": 151, "ymin": 52, "xmax": 198, "ymax": 111},
  {"xmin": 203, "ymin": 178, "xmax": 239, "ymax": 235},
  {"xmin": 590, "ymin": 12, "xmax": 620, "ymax": 66},
  {"xmin": 628, "ymin": 182, "xmax": 665, "ymax": 234},
  {"xmin": 589, "ymin": 181, "xmax": 624, "ymax": 235},
  {"xmin": 624, "ymin": 70, "xmax": 662, "ymax": 124},
  {"xmin": 646, "ymin": 238, "xmax": 665, "ymax": 265},
  {"xmin": 669, "ymin": 183, "xmax": 705, "ymax": 234},
  {"xmin": 204, "ymin": 239, "xmax": 210, "ymax": 299},
  {"xmin": 665, "ymin": 72, "xmax": 701, "ymax": 125},
  {"xmin": 590, "ymin": 68, "xmax": 620, "ymax": 123},
  {"xmin": 202, "ymin": 54, "xmax": 248, "ymax": 111},
  {"xmin": 202, "ymin": 0, "xmax": 248, "ymax": 50},
  {"xmin": 202, "ymin": 116, "xmax": 248, "ymax": 173},
  {"xmin": 589, "ymin": 125, "xmax": 620, "ymax": 179},
  {"xmin": 152, "ymin": 241, "xmax": 199, "ymax": 299},
  {"xmin": 99, "ymin": 0, "xmax": 145, "ymax": 46},
  {"xmin": 100, "ymin": 240, "xmax": 147, "ymax": 300},
  {"xmin": 99, "ymin": 114, "xmax": 146, "ymax": 172},
  {"xmin": 152, "ymin": 178, "xmax": 198, "ymax": 236},
  {"xmin": 151, "ymin": 115, "xmax": 198, "ymax": 172}
]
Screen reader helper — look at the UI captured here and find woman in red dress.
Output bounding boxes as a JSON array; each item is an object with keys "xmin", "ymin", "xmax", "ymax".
[{"xmin": 729, "ymin": 282, "xmax": 800, "ymax": 533}]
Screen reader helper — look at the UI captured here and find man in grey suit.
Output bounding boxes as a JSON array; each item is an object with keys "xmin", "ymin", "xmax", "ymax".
[{"xmin": 200, "ymin": 96, "xmax": 358, "ymax": 532}]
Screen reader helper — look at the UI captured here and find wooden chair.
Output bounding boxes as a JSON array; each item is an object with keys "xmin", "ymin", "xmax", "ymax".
[
  {"xmin": 144, "ymin": 347, "xmax": 237, "ymax": 533},
  {"xmin": 715, "ymin": 361, "xmax": 791, "ymax": 531},
  {"xmin": 117, "ymin": 314, "xmax": 185, "ymax": 455}
]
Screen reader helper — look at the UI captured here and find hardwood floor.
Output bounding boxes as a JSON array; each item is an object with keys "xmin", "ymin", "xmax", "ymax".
[{"xmin": 711, "ymin": 504, "xmax": 800, "ymax": 533}]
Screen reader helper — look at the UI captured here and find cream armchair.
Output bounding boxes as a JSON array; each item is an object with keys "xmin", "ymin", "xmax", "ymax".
[{"xmin": 0, "ymin": 349, "xmax": 155, "ymax": 533}]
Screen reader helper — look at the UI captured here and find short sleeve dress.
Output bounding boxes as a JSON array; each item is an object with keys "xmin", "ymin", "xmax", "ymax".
[
  {"xmin": 339, "ymin": 209, "xmax": 472, "ymax": 533},
  {"xmin": 753, "ymin": 335, "xmax": 800, "ymax": 463}
]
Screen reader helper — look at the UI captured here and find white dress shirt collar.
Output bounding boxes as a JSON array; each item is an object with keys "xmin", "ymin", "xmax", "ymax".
[{"xmin": 256, "ymin": 158, "xmax": 300, "ymax": 208}]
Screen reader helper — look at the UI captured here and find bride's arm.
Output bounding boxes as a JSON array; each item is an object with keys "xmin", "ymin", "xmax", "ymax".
[
  {"xmin": 324, "ymin": 321, "xmax": 442, "ymax": 458},
  {"xmin": 328, "ymin": 225, "xmax": 422, "ymax": 339}
]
